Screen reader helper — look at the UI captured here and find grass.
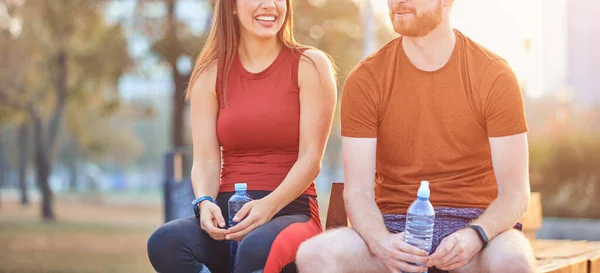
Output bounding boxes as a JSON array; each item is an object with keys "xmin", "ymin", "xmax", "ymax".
[
  {"xmin": 0, "ymin": 190, "xmax": 333, "ymax": 273},
  {"xmin": 0, "ymin": 196, "xmax": 162, "ymax": 273}
]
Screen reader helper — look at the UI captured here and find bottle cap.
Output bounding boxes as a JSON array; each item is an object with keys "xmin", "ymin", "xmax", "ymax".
[
  {"xmin": 417, "ymin": 180, "xmax": 430, "ymax": 198},
  {"xmin": 235, "ymin": 183, "xmax": 247, "ymax": 191}
]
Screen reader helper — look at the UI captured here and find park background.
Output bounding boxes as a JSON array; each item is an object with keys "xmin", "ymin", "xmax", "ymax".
[{"xmin": 1, "ymin": 0, "xmax": 599, "ymax": 272}]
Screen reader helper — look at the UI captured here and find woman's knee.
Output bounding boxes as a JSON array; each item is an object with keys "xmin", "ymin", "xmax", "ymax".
[
  {"xmin": 147, "ymin": 218, "xmax": 195, "ymax": 271},
  {"xmin": 147, "ymin": 224, "xmax": 178, "ymax": 268},
  {"xmin": 235, "ymin": 233, "xmax": 272, "ymax": 271}
]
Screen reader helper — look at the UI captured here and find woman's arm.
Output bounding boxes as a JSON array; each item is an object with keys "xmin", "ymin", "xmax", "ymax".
[
  {"xmin": 225, "ymin": 49, "xmax": 337, "ymax": 240},
  {"xmin": 264, "ymin": 49, "xmax": 337, "ymax": 209},
  {"xmin": 189, "ymin": 62, "xmax": 221, "ymax": 200},
  {"xmin": 189, "ymin": 62, "xmax": 227, "ymax": 239}
]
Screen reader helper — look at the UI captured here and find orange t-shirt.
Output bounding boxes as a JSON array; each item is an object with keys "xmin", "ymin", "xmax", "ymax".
[{"xmin": 340, "ymin": 29, "xmax": 528, "ymax": 215}]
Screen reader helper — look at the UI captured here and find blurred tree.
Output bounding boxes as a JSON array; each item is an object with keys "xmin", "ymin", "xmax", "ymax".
[
  {"xmin": 66, "ymin": 92, "xmax": 144, "ymax": 166},
  {"xmin": 17, "ymin": 123, "xmax": 30, "ymax": 205},
  {"xmin": 295, "ymin": 0, "xmax": 364, "ymax": 83},
  {"xmin": 0, "ymin": 117, "xmax": 33, "ymax": 206},
  {"xmin": 0, "ymin": 0, "xmax": 132, "ymax": 221},
  {"xmin": 134, "ymin": 0, "xmax": 208, "ymax": 149},
  {"xmin": 0, "ymin": 127, "xmax": 5, "ymax": 207},
  {"xmin": 59, "ymin": 94, "xmax": 144, "ymax": 192}
]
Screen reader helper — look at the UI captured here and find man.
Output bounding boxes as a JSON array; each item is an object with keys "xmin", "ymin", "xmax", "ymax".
[{"xmin": 295, "ymin": 0, "xmax": 535, "ymax": 272}]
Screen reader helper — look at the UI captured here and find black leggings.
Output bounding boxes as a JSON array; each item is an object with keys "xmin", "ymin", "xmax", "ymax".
[{"xmin": 147, "ymin": 191, "xmax": 322, "ymax": 273}]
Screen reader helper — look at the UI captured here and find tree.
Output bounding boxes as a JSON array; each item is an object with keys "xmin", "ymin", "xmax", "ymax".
[
  {"xmin": 0, "ymin": 0, "xmax": 132, "ymax": 221},
  {"xmin": 65, "ymin": 92, "xmax": 144, "ymax": 166},
  {"xmin": 134, "ymin": 0, "xmax": 208, "ymax": 149},
  {"xmin": 0, "ymin": 127, "xmax": 5, "ymax": 207},
  {"xmin": 0, "ymin": 94, "xmax": 29, "ymax": 207},
  {"xmin": 17, "ymin": 122, "xmax": 30, "ymax": 205}
]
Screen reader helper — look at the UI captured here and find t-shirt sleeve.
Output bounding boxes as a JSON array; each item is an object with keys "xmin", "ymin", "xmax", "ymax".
[
  {"xmin": 340, "ymin": 65, "xmax": 380, "ymax": 138},
  {"xmin": 481, "ymin": 60, "xmax": 529, "ymax": 137}
]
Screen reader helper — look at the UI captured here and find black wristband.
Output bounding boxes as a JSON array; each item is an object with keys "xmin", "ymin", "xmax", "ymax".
[{"xmin": 468, "ymin": 225, "xmax": 489, "ymax": 248}]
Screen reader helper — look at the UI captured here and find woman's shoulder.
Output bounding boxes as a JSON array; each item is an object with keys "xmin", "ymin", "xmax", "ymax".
[
  {"xmin": 293, "ymin": 46, "xmax": 336, "ymax": 80},
  {"xmin": 189, "ymin": 60, "xmax": 219, "ymax": 97},
  {"xmin": 292, "ymin": 47, "xmax": 331, "ymax": 65}
]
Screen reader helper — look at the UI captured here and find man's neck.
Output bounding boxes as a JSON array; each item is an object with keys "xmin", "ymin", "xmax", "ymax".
[
  {"xmin": 402, "ymin": 21, "xmax": 456, "ymax": 72},
  {"xmin": 238, "ymin": 34, "xmax": 281, "ymax": 73}
]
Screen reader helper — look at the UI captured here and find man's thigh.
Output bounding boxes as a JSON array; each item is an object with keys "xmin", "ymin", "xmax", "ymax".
[
  {"xmin": 451, "ymin": 229, "xmax": 535, "ymax": 273},
  {"xmin": 301, "ymin": 227, "xmax": 389, "ymax": 273}
]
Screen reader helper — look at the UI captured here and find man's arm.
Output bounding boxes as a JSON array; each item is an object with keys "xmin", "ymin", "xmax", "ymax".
[
  {"xmin": 429, "ymin": 59, "xmax": 530, "ymax": 270},
  {"xmin": 342, "ymin": 137, "xmax": 388, "ymax": 246},
  {"xmin": 429, "ymin": 132, "xmax": 530, "ymax": 270},
  {"xmin": 473, "ymin": 60, "xmax": 531, "ymax": 238},
  {"xmin": 343, "ymin": 137, "xmax": 429, "ymax": 273},
  {"xmin": 471, "ymin": 132, "xmax": 530, "ymax": 239}
]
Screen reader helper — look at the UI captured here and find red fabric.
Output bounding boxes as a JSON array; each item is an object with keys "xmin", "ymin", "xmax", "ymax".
[
  {"xmin": 217, "ymin": 46, "xmax": 316, "ymax": 196},
  {"xmin": 263, "ymin": 198, "xmax": 322, "ymax": 272}
]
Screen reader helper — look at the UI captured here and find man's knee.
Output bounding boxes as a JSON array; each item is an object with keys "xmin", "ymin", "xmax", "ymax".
[
  {"xmin": 296, "ymin": 228, "xmax": 350, "ymax": 272},
  {"xmin": 485, "ymin": 253, "xmax": 535, "ymax": 273},
  {"xmin": 296, "ymin": 234, "xmax": 332, "ymax": 270},
  {"xmin": 483, "ymin": 230, "xmax": 535, "ymax": 273}
]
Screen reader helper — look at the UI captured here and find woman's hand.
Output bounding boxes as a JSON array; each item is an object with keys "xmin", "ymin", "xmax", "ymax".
[
  {"xmin": 225, "ymin": 199, "xmax": 278, "ymax": 241},
  {"xmin": 199, "ymin": 201, "xmax": 227, "ymax": 240}
]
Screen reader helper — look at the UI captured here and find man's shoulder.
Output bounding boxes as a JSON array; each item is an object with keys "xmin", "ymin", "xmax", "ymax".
[
  {"xmin": 456, "ymin": 30, "xmax": 516, "ymax": 80},
  {"xmin": 457, "ymin": 30, "xmax": 511, "ymax": 70},
  {"xmin": 347, "ymin": 37, "xmax": 402, "ymax": 83}
]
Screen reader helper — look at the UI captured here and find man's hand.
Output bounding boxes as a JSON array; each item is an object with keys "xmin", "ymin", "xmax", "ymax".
[
  {"xmin": 371, "ymin": 232, "xmax": 430, "ymax": 273},
  {"xmin": 225, "ymin": 199, "xmax": 278, "ymax": 241},
  {"xmin": 427, "ymin": 228, "xmax": 483, "ymax": 270}
]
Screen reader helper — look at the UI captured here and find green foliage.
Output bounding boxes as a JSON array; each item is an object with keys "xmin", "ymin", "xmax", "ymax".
[
  {"xmin": 530, "ymin": 129, "xmax": 600, "ymax": 218},
  {"xmin": 65, "ymin": 93, "xmax": 144, "ymax": 165},
  {"xmin": 294, "ymin": 0, "xmax": 364, "ymax": 82},
  {"xmin": 0, "ymin": 0, "xmax": 139, "ymax": 163}
]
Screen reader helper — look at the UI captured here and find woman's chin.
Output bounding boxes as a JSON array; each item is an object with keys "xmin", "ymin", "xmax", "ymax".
[{"xmin": 251, "ymin": 31, "xmax": 279, "ymax": 40}]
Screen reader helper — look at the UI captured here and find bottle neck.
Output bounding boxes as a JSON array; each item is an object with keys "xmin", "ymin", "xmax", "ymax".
[
  {"xmin": 235, "ymin": 190, "xmax": 246, "ymax": 195},
  {"xmin": 417, "ymin": 196, "xmax": 429, "ymax": 201}
]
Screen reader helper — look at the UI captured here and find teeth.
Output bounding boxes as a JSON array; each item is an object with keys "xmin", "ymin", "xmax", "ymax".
[{"xmin": 256, "ymin": 16, "xmax": 276, "ymax": 22}]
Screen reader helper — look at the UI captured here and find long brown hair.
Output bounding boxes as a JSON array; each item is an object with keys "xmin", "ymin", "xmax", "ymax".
[{"xmin": 186, "ymin": 0, "xmax": 333, "ymax": 101}]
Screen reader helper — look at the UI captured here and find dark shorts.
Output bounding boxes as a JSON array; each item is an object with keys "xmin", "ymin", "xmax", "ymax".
[{"xmin": 383, "ymin": 207, "xmax": 523, "ymax": 254}]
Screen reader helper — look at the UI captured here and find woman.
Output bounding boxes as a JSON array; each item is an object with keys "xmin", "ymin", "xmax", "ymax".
[{"xmin": 146, "ymin": 0, "xmax": 337, "ymax": 272}]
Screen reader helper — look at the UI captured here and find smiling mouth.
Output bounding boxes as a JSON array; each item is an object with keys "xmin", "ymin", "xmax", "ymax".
[{"xmin": 255, "ymin": 15, "xmax": 277, "ymax": 22}]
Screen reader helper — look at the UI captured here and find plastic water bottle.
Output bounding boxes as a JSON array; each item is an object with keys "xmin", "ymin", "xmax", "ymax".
[
  {"xmin": 403, "ymin": 181, "xmax": 435, "ymax": 273},
  {"xmin": 228, "ymin": 183, "xmax": 253, "ymax": 273}
]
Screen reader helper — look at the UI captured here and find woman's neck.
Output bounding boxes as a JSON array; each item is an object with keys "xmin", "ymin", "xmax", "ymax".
[{"xmin": 238, "ymin": 35, "xmax": 281, "ymax": 73}]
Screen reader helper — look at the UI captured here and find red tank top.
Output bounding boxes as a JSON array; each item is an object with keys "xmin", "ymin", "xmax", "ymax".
[{"xmin": 216, "ymin": 46, "xmax": 317, "ymax": 196}]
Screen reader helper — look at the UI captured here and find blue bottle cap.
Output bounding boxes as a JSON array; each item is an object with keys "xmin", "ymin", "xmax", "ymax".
[{"xmin": 235, "ymin": 183, "xmax": 247, "ymax": 191}]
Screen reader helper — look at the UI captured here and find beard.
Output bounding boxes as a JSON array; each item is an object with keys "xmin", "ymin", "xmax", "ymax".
[{"xmin": 389, "ymin": 1, "xmax": 444, "ymax": 37}]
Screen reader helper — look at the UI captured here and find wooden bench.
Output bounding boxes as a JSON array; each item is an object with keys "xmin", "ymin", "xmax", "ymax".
[{"xmin": 325, "ymin": 182, "xmax": 600, "ymax": 273}]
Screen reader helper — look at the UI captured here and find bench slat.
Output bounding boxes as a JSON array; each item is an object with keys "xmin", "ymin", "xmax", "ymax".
[{"xmin": 586, "ymin": 242, "xmax": 600, "ymax": 273}]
